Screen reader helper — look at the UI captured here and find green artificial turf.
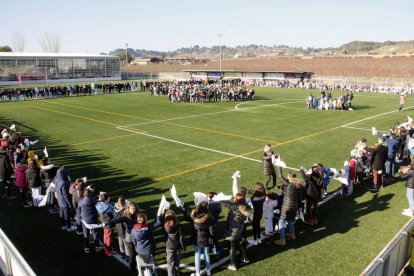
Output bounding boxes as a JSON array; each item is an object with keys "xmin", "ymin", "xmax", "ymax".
[{"xmin": 0, "ymin": 87, "xmax": 411, "ymax": 276}]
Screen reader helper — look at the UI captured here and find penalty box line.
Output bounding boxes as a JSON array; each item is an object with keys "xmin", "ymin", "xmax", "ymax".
[
  {"xmin": 116, "ymin": 126, "xmax": 299, "ymax": 172},
  {"xmin": 341, "ymin": 106, "xmax": 414, "ymax": 128},
  {"xmin": 119, "ymin": 100, "xmax": 304, "ymax": 128}
]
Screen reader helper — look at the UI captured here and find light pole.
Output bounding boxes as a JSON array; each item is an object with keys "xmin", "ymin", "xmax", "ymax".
[
  {"xmin": 125, "ymin": 43, "xmax": 128, "ymax": 65},
  {"xmin": 218, "ymin": 34, "xmax": 222, "ymax": 71}
]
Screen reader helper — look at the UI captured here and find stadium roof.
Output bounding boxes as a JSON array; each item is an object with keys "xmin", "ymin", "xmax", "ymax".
[{"xmin": 0, "ymin": 52, "xmax": 118, "ymax": 58}]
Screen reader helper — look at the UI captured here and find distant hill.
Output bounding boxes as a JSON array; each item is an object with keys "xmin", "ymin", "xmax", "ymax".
[{"xmin": 108, "ymin": 40, "xmax": 414, "ymax": 59}]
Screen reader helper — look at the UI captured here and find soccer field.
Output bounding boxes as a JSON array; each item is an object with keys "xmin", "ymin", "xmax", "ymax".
[{"xmin": 0, "ymin": 87, "xmax": 411, "ymax": 275}]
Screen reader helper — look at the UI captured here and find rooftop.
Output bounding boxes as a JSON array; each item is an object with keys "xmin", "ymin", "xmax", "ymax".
[{"xmin": 0, "ymin": 52, "xmax": 118, "ymax": 58}]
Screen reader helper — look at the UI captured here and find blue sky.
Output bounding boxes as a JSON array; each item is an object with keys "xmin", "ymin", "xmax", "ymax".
[{"xmin": 1, "ymin": 0, "xmax": 413, "ymax": 53}]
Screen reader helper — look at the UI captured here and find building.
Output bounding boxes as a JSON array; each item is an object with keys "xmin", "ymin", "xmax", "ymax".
[
  {"xmin": 184, "ymin": 70, "xmax": 313, "ymax": 83},
  {"xmin": 0, "ymin": 53, "xmax": 121, "ymax": 85}
]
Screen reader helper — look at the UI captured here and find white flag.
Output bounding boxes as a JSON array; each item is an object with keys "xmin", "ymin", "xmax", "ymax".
[{"xmin": 170, "ymin": 184, "xmax": 184, "ymax": 208}]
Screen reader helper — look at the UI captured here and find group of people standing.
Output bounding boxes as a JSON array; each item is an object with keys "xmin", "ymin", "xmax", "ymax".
[
  {"xmin": 306, "ymin": 90, "xmax": 354, "ymax": 110},
  {"xmin": 2, "ymin": 111, "xmax": 414, "ymax": 276}
]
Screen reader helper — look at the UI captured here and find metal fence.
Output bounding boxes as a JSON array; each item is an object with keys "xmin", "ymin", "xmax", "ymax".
[
  {"xmin": 361, "ymin": 217, "xmax": 414, "ymax": 276},
  {"xmin": 312, "ymin": 75, "xmax": 414, "ymax": 87},
  {"xmin": 0, "ymin": 228, "xmax": 36, "ymax": 276}
]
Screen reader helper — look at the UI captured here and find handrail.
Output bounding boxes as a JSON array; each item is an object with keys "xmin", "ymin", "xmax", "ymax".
[
  {"xmin": 0, "ymin": 228, "xmax": 36, "ymax": 276},
  {"xmin": 361, "ymin": 217, "xmax": 414, "ymax": 275}
]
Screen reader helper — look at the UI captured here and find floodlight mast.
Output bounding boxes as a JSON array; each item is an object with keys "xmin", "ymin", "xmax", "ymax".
[
  {"xmin": 218, "ymin": 34, "xmax": 222, "ymax": 71},
  {"xmin": 125, "ymin": 43, "xmax": 128, "ymax": 65}
]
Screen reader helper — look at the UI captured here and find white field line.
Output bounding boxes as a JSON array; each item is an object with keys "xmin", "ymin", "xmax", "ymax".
[
  {"xmin": 341, "ymin": 106, "xmax": 414, "ymax": 127},
  {"xmin": 116, "ymin": 126, "xmax": 299, "ymax": 171},
  {"xmin": 118, "ymin": 100, "xmax": 303, "ymax": 128},
  {"xmin": 342, "ymin": 126, "xmax": 388, "ymax": 133},
  {"xmin": 234, "ymin": 99, "xmax": 303, "ymax": 111}
]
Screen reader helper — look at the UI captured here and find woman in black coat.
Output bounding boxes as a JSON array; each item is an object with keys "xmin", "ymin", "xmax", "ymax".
[
  {"xmin": 301, "ymin": 164, "xmax": 323, "ymax": 225},
  {"xmin": 25, "ymin": 161, "xmax": 42, "ymax": 196},
  {"xmin": 275, "ymin": 166, "xmax": 305, "ymax": 246},
  {"xmin": 263, "ymin": 144, "xmax": 277, "ymax": 189}
]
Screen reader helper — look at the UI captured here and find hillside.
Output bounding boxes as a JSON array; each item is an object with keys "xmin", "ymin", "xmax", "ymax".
[
  {"xmin": 110, "ymin": 40, "xmax": 414, "ymax": 59},
  {"xmin": 122, "ymin": 56, "xmax": 414, "ymax": 78}
]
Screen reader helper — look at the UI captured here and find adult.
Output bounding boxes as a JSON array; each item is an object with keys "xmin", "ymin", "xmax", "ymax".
[
  {"xmin": 301, "ymin": 164, "xmax": 323, "ymax": 225},
  {"xmin": 55, "ymin": 166, "xmax": 76, "ymax": 231},
  {"xmin": 364, "ymin": 138, "xmax": 388, "ymax": 191},
  {"xmin": 78, "ymin": 188, "xmax": 101, "ymax": 253},
  {"xmin": 262, "ymin": 144, "xmax": 277, "ymax": 190},
  {"xmin": 25, "ymin": 160, "xmax": 42, "ymax": 197},
  {"xmin": 275, "ymin": 166, "xmax": 305, "ymax": 245},
  {"xmin": 381, "ymin": 133, "xmax": 399, "ymax": 177},
  {"xmin": 399, "ymin": 92, "xmax": 407, "ymax": 111},
  {"xmin": 0, "ymin": 146, "xmax": 12, "ymax": 198}
]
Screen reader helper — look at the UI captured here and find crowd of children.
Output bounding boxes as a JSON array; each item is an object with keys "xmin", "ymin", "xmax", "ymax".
[
  {"xmin": 306, "ymin": 90, "xmax": 354, "ymax": 110},
  {"xmin": 1, "ymin": 115, "xmax": 414, "ymax": 276}
]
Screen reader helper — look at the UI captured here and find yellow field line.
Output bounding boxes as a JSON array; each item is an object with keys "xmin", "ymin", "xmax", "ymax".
[
  {"xmin": 109, "ymin": 147, "xmax": 263, "ymax": 195},
  {"xmin": 109, "ymin": 125, "xmax": 343, "ymax": 194},
  {"xmin": 45, "ymin": 100, "xmax": 279, "ymax": 144},
  {"xmin": 30, "ymin": 105, "xmax": 147, "ymax": 132}
]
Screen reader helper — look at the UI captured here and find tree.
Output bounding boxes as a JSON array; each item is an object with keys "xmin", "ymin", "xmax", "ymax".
[
  {"xmin": 10, "ymin": 30, "xmax": 25, "ymax": 52},
  {"xmin": 0, "ymin": 45, "xmax": 12, "ymax": 52},
  {"xmin": 39, "ymin": 32, "xmax": 61, "ymax": 53},
  {"xmin": 115, "ymin": 53, "xmax": 133, "ymax": 64}
]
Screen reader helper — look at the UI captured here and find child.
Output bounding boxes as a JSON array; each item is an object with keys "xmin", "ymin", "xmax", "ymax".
[
  {"xmin": 78, "ymin": 188, "xmax": 101, "ymax": 253},
  {"xmin": 131, "ymin": 213, "xmax": 161, "ymax": 276},
  {"xmin": 162, "ymin": 210, "xmax": 185, "ymax": 276},
  {"xmin": 249, "ymin": 182, "xmax": 266, "ymax": 245},
  {"xmin": 263, "ymin": 192, "xmax": 279, "ymax": 236},
  {"xmin": 96, "ymin": 192, "xmax": 116, "ymax": 256},
  {"xmin": 114, "ymin": 197, "xmax": 129, "ymax": 260}
]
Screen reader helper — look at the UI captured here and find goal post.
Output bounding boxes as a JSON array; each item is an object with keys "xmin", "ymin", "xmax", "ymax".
[{"xmin": 18, "ymin": 75, "xmax": 48, "ymax": 85}]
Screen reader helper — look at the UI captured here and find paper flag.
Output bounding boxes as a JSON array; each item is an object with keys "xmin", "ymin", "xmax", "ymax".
[
  {"xmin": 408, "ymin": 116, "xmax": 413, "ymax": 126},
  {"xmin": 38, "ymin": 192, "xmax": 49, "ymax": 207},
  {"xmin": 157, "ymin": 195, "xmax": 170, "ymax": 216},
  {"xmin": 232, "ymin": 177, "xmax": 238, "ymax": 197},
  {"xmin": 82, "ymin": 177, "xmax": 88, "ymax": 183},
  {"xmin": 371, "ymin": 127, "xmax": 377, "ymax": 136},
  {"xmin": 330, "ymin": 168, "xmax": 339, "ymax": 179},
  {"xmin": 212, "ymin": 192, "xmax": 232, "ymax": 202},
  {"xmin": 299, "ymin": 210, "xmax": 305, "ymax": 222},
  {"xmin": 43, "ymin": 147, "xmax": 49, "ymax": 158},
  {"xmin": 274, "ymin": 158, "xmax": 286, "ymax": 168},
  {"xmin": 30, "ymin": 140, "xmax": 38, "ymax": 146},
  {"xmin": 350, "ymin": 149, "xmax": 358, "ymax": 157},
  {"xmin": 83, "ymin": 220, "xmax": 104, "ymax": 230},
  {"xmin": 232, "ymin": 171, "xmax": 241, "ymax": 179},
  {"xmin": 10, "ymin": 124, "xmax": 16, "ymax": 131},
  {"xmin": 170, "ymin": 184, "xmax": 184, "ymax": 208},
  {"xmin": 333, "ymin": 177, "xmax": 349, "ymax": 185},
  {"xmin": 193, "ymin": 192, "xmax": 207, "ymax": 206}
]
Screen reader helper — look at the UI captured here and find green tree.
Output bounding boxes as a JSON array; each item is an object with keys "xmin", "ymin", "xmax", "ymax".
[
  {"xmin": 116, "ymin": 53, "xmax": 133, "ymax": 64},
  {"xmin": 0, "ymin": 45, "xmax": 12, "ymax": 52}
]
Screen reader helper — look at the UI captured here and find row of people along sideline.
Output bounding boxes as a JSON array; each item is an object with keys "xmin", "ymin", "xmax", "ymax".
[{"xmin": 1, "ymin": 115, "xmax": 414, "ymax": 276}]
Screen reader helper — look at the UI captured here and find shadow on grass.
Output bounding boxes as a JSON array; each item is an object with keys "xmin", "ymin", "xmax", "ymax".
[{"xmin": 0, "ymin": 115, "xmax": 169, "ymax": 276}]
